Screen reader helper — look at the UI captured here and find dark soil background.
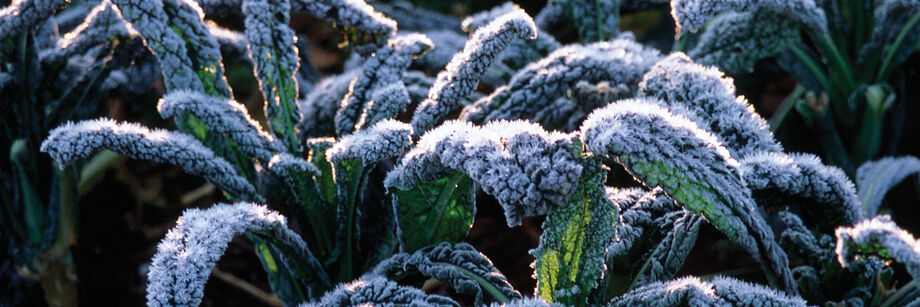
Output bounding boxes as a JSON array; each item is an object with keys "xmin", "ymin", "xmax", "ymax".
[{"xmin": 8, "ymin": 0, "xmax": 920, "ymax": 306}]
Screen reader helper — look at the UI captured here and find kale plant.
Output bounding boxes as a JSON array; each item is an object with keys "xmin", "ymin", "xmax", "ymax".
[
  {"xmin": 671, "ymin": 0, "xmax": 920, "ymax": 175},
  {"xmin": 1, "ymin": 1, "xmax": 156, "ymax": 304},
  {"xmin": 6, "ymin": 0, "xmax": 920, "ymax": 306}
]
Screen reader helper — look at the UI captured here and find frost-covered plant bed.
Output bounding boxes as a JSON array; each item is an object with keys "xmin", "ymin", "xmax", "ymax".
[{"xmin": 4, "ymin": 0, "xmax": 920, "ymax": 306}]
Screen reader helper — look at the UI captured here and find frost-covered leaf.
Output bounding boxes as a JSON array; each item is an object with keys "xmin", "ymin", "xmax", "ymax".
[
  {"xmin": 298, "ymin": 70, "xmax": 359, "ymax": 140},
  {"xmin": 836, "ymin": 216, "xmax": 920, "ymax": 281},
  {"xmin": 532, "ymin": 158, "xmax": 618, "ymax": 305},
  {"xmin": 603, "ymin": 187, "xmax": 700, "ymax": 289},
  {"xmin": 410, "ymin": 9, "xmax": 537, "ymax": 135},
  {"xmin": 41, "ymin": 119, "xmax": 261, "ymax": 201},
  {"xmin": 636, "ymin": 210, "xmax": 703, "ymax": 285},
  {"xmin": 327, "ymin": 119, "xmax": 413, "ymax": 167},
  {"xmin": 461, "ymin": 2, "xmax": 561, "ymax": 86},
  {"xmin": 147, "ymin": 203, "xmax": 331, "ymax": 306},
  {"xmin": 391, "ymin": 171, "xmax": 475, "ymax": 252},
  {"xmin": 326, "ymin": 120, "xmax": 412, "ymax": 279},
  {"xmin": 546, "ymin": 0, "xmax": 620, "ymax": 42},
  {"xmin": 861, "ymin": 0, "xmax": 920, "ymax": 70},
  {"xmin": 386, "ymin": 120, "xmax": 583, "ymax": 227},
  {"xmin": 113, "ymin": 0, "xmax": 231, "ymax": 96},
  {"xmin": 357, "ymin": 82, "xmax": 412, "ymax": 130},
  {"xmin": 608, "ymin": 276, "xmax": 807, "ymax": 306},
  {"xmin": 778, "ymin": 211, "xmax": 833, "ymax": 263},
  {"xmin": 688, "ymin": 11, "xmax": 800, "ymax": 73},
  {"xmin": 639, "ymin": 53, "xmax": 782, "ymax": 158},
  {"xmin": 197, "ymin": 0, "xmax": 397, "ymax": 53},
  {"xmin": 670, "ymin": 0, "xmax": 828, "ymax": 34},
  {"xmin": 740, "ymin": 152, "xmax": 863, "ymax": 231},
  {"xmin": 306, "ymin": 138, "xmax": 337, "ymax": 204},
  {"xmin": 373, "ymin": 242, "xmax": 522, "ymax": 305},
  {"xmin": 856, "ymin": 156, "xmax": 920, "ymax": 217},
  {"xmin": 413, "ymin": 30, "xmax": 468, "ymax": 71},
  {"xmin": 41, "ymin": 2, "xmax": 131, "ymax": 64},
  {"xmin": 243, "ymin": 0, "xmax": 301, "ymax": 152},
  {"xmin": 580, "ymin": 100, "xmax": 797, "ymax": 294},
  {"xmin": 0, "ymin": 0, "xmax": 67, "ymax": 41},
  {"xmin": 158, "ymin": 90, "xmax": 285, "ymax": 163},
  {"xmin": 373, "ymin": 1, "xmax": 462, "ymax": 32},
  {"xmin": 605, "ymin": 188, "xmax": 668, "ymax": 259},
  {"xmin": 336, "ymin": 34, "xmax": 432, "ymax": 135},
  {"xmin": 302, "ymin": 275, "xmax": 458, "ymax": 307},
  {"xmin": 463, "ymin": 39, "xmax": 661, "ymax": 125},
  {"xmin": 490, "ymin": 297, "xmax": 563, "ymax": 307}
]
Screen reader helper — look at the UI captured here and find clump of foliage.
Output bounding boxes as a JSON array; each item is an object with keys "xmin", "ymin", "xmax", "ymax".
[
  {"xmin": 4, "ymin": 0, "xmax": 920, "ymax": 306},
  {"xmin": 674, "ymin": 0, "xmax": 920, "ymax": 175}
]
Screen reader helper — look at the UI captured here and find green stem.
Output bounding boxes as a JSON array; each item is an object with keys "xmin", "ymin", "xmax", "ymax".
[
  {"xmin": 788, "ymin": 44, "xmax": 835, "ymax": 97},
  {"xmin": 875, "ymin": 9, "xmax": 920, "ymax": 83},
  {"xmin": 814, "ymin": 34, "xmax": 858, "ymax": 94},
  {"xmin": 434, "ymin": 262, "xmax": 511, "ymax": 303},
  {"xmin": 880, "ymin": 280, "xmax": 917, "ymax": 307},
  {"xmin": 854, "ymin": 86, "xmax": 896, "ymax": 164},
  {"xmin": 337, "ymin": 163, "xmax": 367, "ymax": 282},
  {"xmin": 769, "ymin": 85, "xmax": 805, "ymax": 132}
]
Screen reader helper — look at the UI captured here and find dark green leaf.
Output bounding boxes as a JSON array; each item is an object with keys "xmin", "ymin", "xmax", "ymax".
[{"xmin": 392, "ymin": 171, "xmax": 475, "ymax": 252}]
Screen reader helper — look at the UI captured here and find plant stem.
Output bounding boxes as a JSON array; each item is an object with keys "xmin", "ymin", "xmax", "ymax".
[
  {"xmin": 769, "ymin": 85, "xmax": 805, "ymax": 132},
  {"xmin": 814, "ymin": 34, "xmax": 857, "ymax": 94},
  {"xmin": 788, "ymin": 44, "xmax": 835, "ymax": 99},
  {"xmin": 881, "ymin": 280, "xmax": 917, "ymax": 307}
]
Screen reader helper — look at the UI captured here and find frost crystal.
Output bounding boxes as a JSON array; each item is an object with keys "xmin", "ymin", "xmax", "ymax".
[
  {"xmin": 639, "ymin": 53, "xmax": 781, "ymax": 157},
  {"xmin": 670, "ymin": 0, "xmax": 828, "ymax": 34},
  {"xmin": 410, "ymin": 9, "xmax": 537, "ymax": 135},
  {"xmin": 327, "ymin": 119, "xmax": 413, "ymax": 167},
  {"xmin": 41, "ymin": 119, "xmax": 261, "ymax": 201},
  {"xmin": 581, "ymin": 100, "xmax": 797, "ymax": 294},
  {"xmin": 856, "ymin": 156, "xmax": 920, "ymax": 216},
  {"xmin": 740, "ymin": 152, "xmax": 862, "ymax": 229},
  {"xmin": 387, "ymin": 120, "xmax": 582, "ymax": 226},
  {"xmin": 836, "ymin": 216, "xmax": 920, "ymax": 281},
  {"xmin": 158, "ymin": 90, "xmax": 285, "ymax": 163},
  {"xmin": 147, "ymin": 203, "xmax": 330, "ymax": 306},
  {"xmin": 336, "ymin": 34, "xmax": 432, "ymax": 135},
  {"xmin": 609, "ymin": 276, "xmax": 807, "ymax": 306},
  {"xmin": 463, "ymin": 39, "xmax": 661, "ymax": 124},
  {"xmin": 303, "ymin": 275, "xmax": 458, "ymax": 307}
]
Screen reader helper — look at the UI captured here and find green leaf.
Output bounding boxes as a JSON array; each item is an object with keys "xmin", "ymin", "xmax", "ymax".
[
  {"xmin": 856, "ymin": 156, "xmax": 920, "ymax": 216},
  {"xmin": 10, "ymin": 139, "xmax": 46, "ymax": 245},
  {"xmin": 333, "ymin": 158, "xmax": 369, "ymax": 282},
  {"xmin": 392, "ymin": 171, "xmax": 475, "ymax": 252},
  {"xmin": 307, "ymin": 138, "xmax": 337, "ymax": 204},
  {"xmin": 532, "ymin": 157, "xmax": 617, "ymax": 306},
  {"xmin": 581, "ymin": 100, "xmax": 797, "ymax": 294}
]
